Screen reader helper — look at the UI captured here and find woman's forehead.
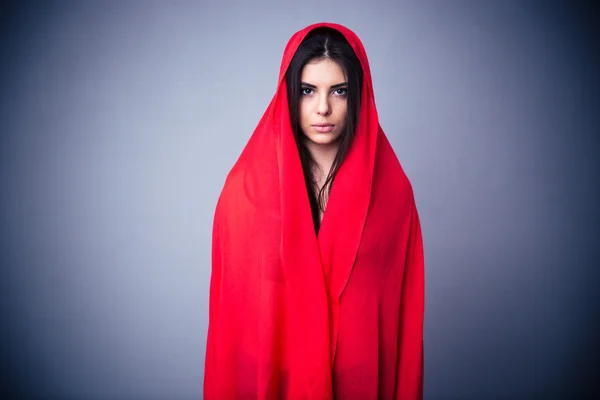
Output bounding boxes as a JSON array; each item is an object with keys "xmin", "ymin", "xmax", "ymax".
[{"xmin": 301, "ymin": 59, "xmax": 346, "ymax": 84}]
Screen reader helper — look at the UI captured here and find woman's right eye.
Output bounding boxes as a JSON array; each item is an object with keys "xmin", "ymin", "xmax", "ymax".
[{"xmin": 301, "ymin": 88, "xmax": 314, "ymax": 95}]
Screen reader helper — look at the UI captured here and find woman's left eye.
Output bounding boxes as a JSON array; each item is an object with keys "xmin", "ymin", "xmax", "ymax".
[{"xmin": 334, "ymin": 88, "xmax": 347, "ymax": 96}]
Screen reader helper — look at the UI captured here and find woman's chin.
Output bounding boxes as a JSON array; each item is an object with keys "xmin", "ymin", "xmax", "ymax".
[{"xmin": 304, "ymin": 133, "xmax": 342, "ymax": 148}]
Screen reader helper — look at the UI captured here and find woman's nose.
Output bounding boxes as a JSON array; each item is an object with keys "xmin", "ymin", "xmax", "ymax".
[{"xmin": 317, "ymin": 94, "xmax": 331, "ymax": 116}]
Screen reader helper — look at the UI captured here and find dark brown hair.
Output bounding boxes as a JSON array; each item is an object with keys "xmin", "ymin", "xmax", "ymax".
[{"xmin": 285, "ymin": 27, "xmax": 363, "ymax": 234}]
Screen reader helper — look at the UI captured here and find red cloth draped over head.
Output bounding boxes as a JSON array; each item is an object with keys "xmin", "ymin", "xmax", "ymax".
[{"xmin": 204, "ymin": 22, "xmax": 424, "ymax": 399}]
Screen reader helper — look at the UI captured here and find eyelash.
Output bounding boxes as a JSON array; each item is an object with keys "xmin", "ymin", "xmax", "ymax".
[{"xmin": 301, "ymin": 88, "xmax": 347, "ymax": 96}]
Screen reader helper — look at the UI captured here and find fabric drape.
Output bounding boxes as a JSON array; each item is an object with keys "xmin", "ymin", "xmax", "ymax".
[{"xmin": 204, "ymin": 22, "xmax": 424, "ymax": 399}]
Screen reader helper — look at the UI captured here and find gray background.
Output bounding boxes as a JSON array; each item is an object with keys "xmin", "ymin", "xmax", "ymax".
[{"xmin": 1, "ymin": 1, "xmax": 598, "ymax": 398}]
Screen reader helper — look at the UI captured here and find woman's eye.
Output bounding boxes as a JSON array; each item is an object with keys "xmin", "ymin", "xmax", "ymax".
[
  {"xmin": 334, "ymin": 88, "xmax": 347, "ymax": 96},
  {"xmin": 301, "ymin": 88, "xmax": 314, "ymax": 95}
]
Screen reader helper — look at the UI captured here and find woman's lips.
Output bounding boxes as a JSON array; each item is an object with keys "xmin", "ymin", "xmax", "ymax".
[{"xmin": 312, "ymin": 124, "xmax": 335, "ymax": 133}]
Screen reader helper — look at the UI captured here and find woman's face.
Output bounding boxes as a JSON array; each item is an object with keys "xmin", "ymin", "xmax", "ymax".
[{"xmin": 299, "ymin": 58, "xmax": 348, "ymax": 149}]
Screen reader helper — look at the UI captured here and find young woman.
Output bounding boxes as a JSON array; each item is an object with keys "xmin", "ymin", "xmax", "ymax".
[{"xmin": 204, "ymin": 22, "xmax": 424, "ymax": 399}]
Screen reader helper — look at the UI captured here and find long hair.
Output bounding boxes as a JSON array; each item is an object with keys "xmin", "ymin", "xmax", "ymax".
[{"xmin": 286, "ymin": 27, "xmax": 363, "ymax": 234}]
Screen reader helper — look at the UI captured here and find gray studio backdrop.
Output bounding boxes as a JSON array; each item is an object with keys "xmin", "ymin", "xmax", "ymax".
[{"xmin": 1, "ymin": 1, "xmax": 598, "ymax": 399}]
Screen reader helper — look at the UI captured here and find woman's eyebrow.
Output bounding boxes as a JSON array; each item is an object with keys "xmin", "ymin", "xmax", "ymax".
[{"xmin": 300, "ymin": 82, "xmax": 348, "ymax": 89}]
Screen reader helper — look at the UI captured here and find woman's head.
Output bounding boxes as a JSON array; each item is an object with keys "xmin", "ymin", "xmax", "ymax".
[
  {"xmin": 286, "ymin": 27, "xmax": 363, "ymax": 152},
  {"xmin": 285, "ymin": 27, "xmax": 364, "ymax": 232}
]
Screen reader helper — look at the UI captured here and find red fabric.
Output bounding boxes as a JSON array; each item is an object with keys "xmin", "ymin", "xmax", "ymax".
[{"xmin": 204, "ymin": 22, "xmax": 424, "ymax": 399}]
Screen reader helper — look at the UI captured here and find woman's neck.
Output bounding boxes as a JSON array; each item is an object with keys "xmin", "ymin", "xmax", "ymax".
[
  {"xmin": 305, "ymin": 140, "xmax": 339, "ymax": 222},
  {"xmin": 305, "ymin": 140, "xmax": 339, "ymax": 180}
]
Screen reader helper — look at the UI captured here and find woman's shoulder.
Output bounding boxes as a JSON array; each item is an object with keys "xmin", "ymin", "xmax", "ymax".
[
  {"xmin": 214, "ymin": 134, "xmax": 280, "ymax": 225},
  {"xmin": 374, "ymin": 129, "xmax": 415, "ymax": 205}
]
